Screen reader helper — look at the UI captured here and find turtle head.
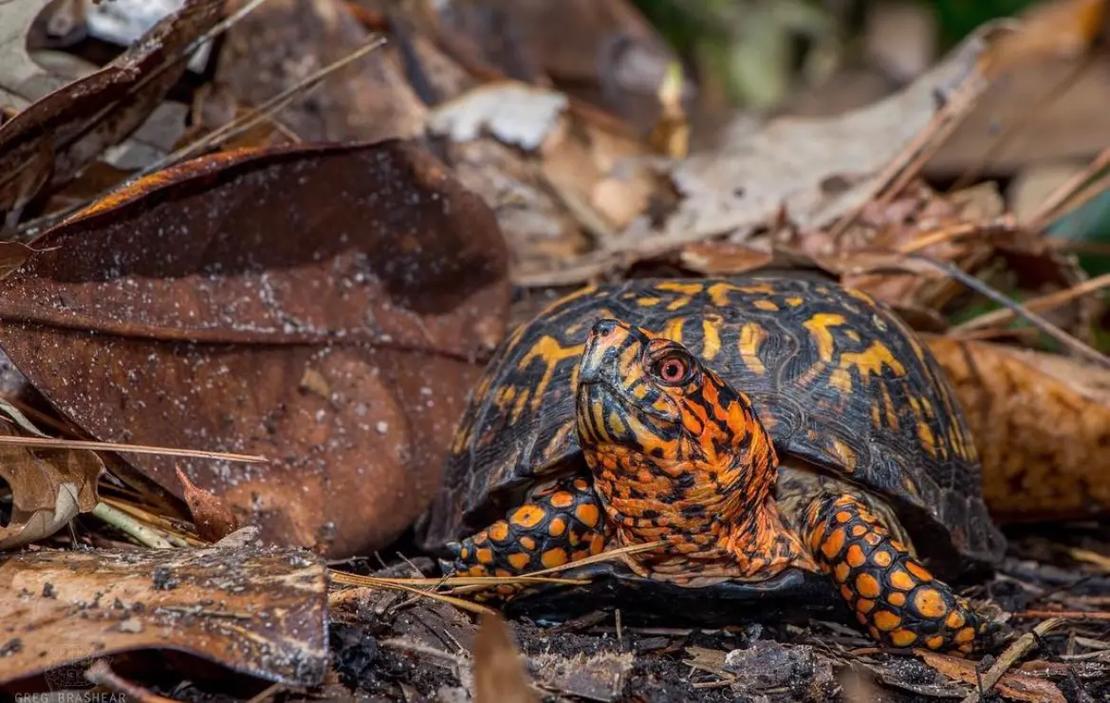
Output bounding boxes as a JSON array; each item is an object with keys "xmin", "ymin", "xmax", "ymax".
[{"xmin": 576, "ymin": 318, "xmax": 774, "ymax": 473}]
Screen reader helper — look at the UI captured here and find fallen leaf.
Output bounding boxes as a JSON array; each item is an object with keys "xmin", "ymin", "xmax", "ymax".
[
  {"xmin": 472, "ymin": 614, "xmax": 536, "ymax": 703},
  {"xmin": 917, "ymin": 649, "xmax": 1067, "ymax": 703},
  {"xmin": 0, "ymin": 416, "xmax": 103, "ymax": 550},
  {"xmin": 429, "ymin": 82, "xmax": 568, "ymax": 151},
  {"xmin": 530, "ymin": 650, "xmax": 633, "ymax": 702},
  {"xmin": 0, "ymin": 545, "xmax": 328, "ymax": 686},
  {"xmin": 657, "ymin": 29, "xmax": 994, "ymax": 245},
  {"xmin": 215, "ymin": 0, "xmax": 426, "ymax": 144},
  {"xmin": 0, "ymin": 0, "xmax": 71, "ymax": 109},
  {"xmin": 0, "ymin": 140, "xmax": 510, "ymax": 557},
  {"xmin": 927, "ymin": 337, "xmax": 1110, "ymax": 521},
  {"xmin": 679, "ymin": 240, "xmax": 774, "ymax": 276},
  {"xmin": 0, "ymin": 0, "xmax": 224, "ymax": 223},
  {"xmin": 175, "ymin": 466, "xmax": 238, "ymax": 542},
  {"xmin": 431, "ymin": 0, "xmax": 676, "ymax": 130}
]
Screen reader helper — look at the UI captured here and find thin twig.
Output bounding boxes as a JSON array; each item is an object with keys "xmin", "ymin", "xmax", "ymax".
[
  {"xmin": 1027, "ymin": 146, "xmax": 1110, "ymax": 230},
  {"xmin": 958, "ymin": 618, "xmax": 1063, "ymax": 703},
  {"xmin": 134, "ymin": 35, "xmax": 387, "ymax": 181},
  {"xmin": 0, "ymin": 434, "xmax": 266, "ymax": 462},
  {"xmin": 16, "ymin": 33, "xmax": 386, "ymax": 240},
  {"xmin": 1015, "ymin": 610, "xmax": 1110, "ymax": 621},
  {"xmin": 910, "ymin": 255, "xmax": 1110, "ymax": 369},
  {"xmin": 954, "ymin": 272, "xmax": 1110, "ymax": 331},
  {"xmin": 90, "ymin": 502, "xmax": 173, "ymax": 549}
]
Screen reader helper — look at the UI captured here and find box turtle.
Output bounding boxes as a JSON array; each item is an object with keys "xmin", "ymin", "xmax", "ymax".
[{"xmin": 421, "ymin": 276, "xmax": 1005, "ymax": 652}]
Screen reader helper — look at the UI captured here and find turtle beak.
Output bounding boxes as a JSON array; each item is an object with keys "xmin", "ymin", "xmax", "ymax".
[{"xmin": 579, "ymin": 319, "xmax": 647, "ymax": 386}]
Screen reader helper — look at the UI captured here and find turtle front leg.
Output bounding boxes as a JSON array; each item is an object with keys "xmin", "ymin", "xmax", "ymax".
[
  {"xmin": 442, "ymin": 475, "xmax": 611, "ymax": 591},
  {"xmin": 803, "ymin": 494, "xmax": 990, "ymax": 653}
]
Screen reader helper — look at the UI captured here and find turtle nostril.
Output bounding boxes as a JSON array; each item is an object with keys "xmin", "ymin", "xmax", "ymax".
[{"xmin": 595, "ymin": 320, "xmax": 617, "ymax": 337}]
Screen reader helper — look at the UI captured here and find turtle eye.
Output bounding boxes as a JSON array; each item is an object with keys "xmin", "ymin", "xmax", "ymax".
[{"xmin": 653, "ymin": 352, "xmax": 693, "ymax": 386}]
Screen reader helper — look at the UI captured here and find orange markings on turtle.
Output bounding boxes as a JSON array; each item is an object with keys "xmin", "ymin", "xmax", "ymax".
[
  {"xmin": 840, "ymin": 342, "xmax": 906, "ymax": 385},
  {"xmin": 846, "ymin": 545, "xmax": 866, "ymax": 568},
  {"xmin": 954, "ymin": 627, "xmax": 975, "ymax": 644},
  {"xmin": 541, "ymin": 548, "xmax": 568, "ymax": 568},
  {"xmin": 888, "ymin": 592, "xmax": 906, "ymax": 607},
  {"xmin": 575, "ymin": 503, "xmax": 601, "ymax": 528},
  {"xmin": 508, "ymin": 553, "xmax": 531, "ymax": 570},
  {"xmin": 831, "ymin": 439, "xmax": 858, "ymax": 470},
  {"xmin": 925, "ymin": 635, "xmax": 945, "ymax": 650},
  {"xmin": 872, "ymin": 550, "xmax": 892, "ymax": 567},
  {"xmin": 809, "ymin": 523, "xmax": 827, "ymax": 553},
  {"xmin": 834, "ymin": 563, "xmax": 850, "ymax": 583},
  {"xmin": 637, "ymin": 297, "xmax": 662, "ymax": 307},
  {"xmin": 890, "ymin": 630, "xmax": 917, "ymax": 647},
  {"xmin": 468, "ymin": 565, "xmax": 487, "ymax": 577},
  {"xmin": 803, "ymin": 313, "xmax": 846, "ymax": 361},
  {"xmin": 656, "ymin": 281, "xmax": 703, "ymax": 296},
  {"xmin": 864, "ymin": 533, "xmax": 882, "ymax": 546},
  {"xmin": 906, "ymin": 561, "xmax": 933, "ymax": 581},
  {"xmin": 856, "ymin": 573, "xmax": 881, "ymax": 598},
  {"xmin": 702, "ymin": 317, "xmax": 722, "ymax": 359},
  {"xmin": 704, "ymin": 282, "xmax": 735, "ymax": 307},
  {"xmin": 913, "ymin": 588, "xmax": 948, "ymax": 618},
  {"xmin": 589, "ymin": 533, "xmax": 606, "ymax": 554},
  {"xmin": 546, "ymin": 515, "xmax": 563, "ymax": 537},
  {"xmin": 873, "ymin": 611, "xmax": 901, "ymax": 631},
  {"xmin": 488, "ymin": 522, "xmax": 510, "ymax": 542},
  {"xmin": 835, "ymin": 511, "xmax": 852, "ymax": 523},
  {"xmin": 738, "ymin": 322, "xmax": 767, "ymax": 374},
  {"xmin": 511, "ymin": 505, "xmax": 546, "ymax": 529},
  {"xmin": 852, "ymin": 525, "xmax": 867, "ymax": 537},
  {"xmin": 549, "ymin": 491, "xmax": 574, "ymax": 508},
  {"xmin": 520, "ymin": 536, "xmax": 536, "ymax": 550},
  {"xmin": 476, "ymin": 548, "xmax": 494, "ymax": 564},
  {"xmin": 840, "ymin": 585, "xmax": 854, "ymax": 601},
  {"xmin": 857, "ymin": 598, "xmax": 876, "ymax": 613},
  {"xmin": 753, "ymin": 300, "xmax": 778, "ymax": 311},
  {"xmin": 495, "ymin": 568, "xmax": 511, "ymax": 577},
  {"xmin": 821, "ymin": 528, "xmax": 846, "ymax": 559},
  {"xmin": 889, "ymin": 569, "xmax": 915, "ymax": 591},
  {"xmin": 946, "ymin": 611, "xmax": 965, "ymax": 629},
  {"xmin": 517, "ymin": 336, "xmax": 584, "ymax": 413},
  {"xmin": 785, "ymin": 296, "xmax": 803, "ymax": 307}
]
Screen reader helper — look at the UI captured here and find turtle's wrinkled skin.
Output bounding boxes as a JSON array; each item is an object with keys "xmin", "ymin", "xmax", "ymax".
[{"xmin": 421, "ymin": 277, "xmax": 1005, "ymax": 651}]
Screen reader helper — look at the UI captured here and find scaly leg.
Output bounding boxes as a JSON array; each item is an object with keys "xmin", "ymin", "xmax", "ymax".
[
  {"xmin": 804, "ymin": 494, "xmax": 990, "ymax": 653},
  {"xmin": 442, "ymin": 475, "xmax": 611, "ymax": 595}
]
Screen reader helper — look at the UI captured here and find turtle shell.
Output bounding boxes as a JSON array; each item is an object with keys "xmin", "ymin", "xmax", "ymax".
[{"xmin": 422, "ymin": 276, "xmax": 1004, "ymax": 568}]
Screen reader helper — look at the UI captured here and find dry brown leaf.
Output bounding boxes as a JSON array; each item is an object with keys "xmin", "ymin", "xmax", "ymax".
[
  {"xmin": 0, "ymin": 0, "xmax": 224, "ymax": 223},
  {"xmin": 216, "ymin": 0, "xmax": 426, "ymax": 144},
  {"xmin": 679, "ymin": 241, "xmax": 774, "ymax": 276},
  {"xmin": 927, "ymin": 337, "xmax": 1110, "ymax": 520},
  {"xmin": 0, "ymin": 545, "xmax": 327, "ymax": 686},
  {"xmin": 175, "ymin": 466, "xmax": 238, "ymax": 542},
  {"xmin": 917, "ymin": 650, "xmax": 1066, "ymax": 703},
  {"xmin": 982, "ymin": 0, "xmax": 1106, "ymax": 78},
  {"xmin": 472, "ymin": 614, "xmax": 537, "ymax": 703},
  {"xmin": 0, "ymin": 423, "xmax": 103, "ymax": 550},
  {"xmin": 0, "ymin": 141, "xmax": 509, "ymax": 557}
]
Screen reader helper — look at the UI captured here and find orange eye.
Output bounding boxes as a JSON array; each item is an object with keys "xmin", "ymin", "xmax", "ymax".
[{"xmin": 655, "ymin": 354, "xmax": 690, "ymax": 385}]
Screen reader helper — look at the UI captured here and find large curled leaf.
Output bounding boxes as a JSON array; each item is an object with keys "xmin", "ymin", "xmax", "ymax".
[{"xmin": 0, "ymin": 140, "xmax": 510, "ymax": 557}]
